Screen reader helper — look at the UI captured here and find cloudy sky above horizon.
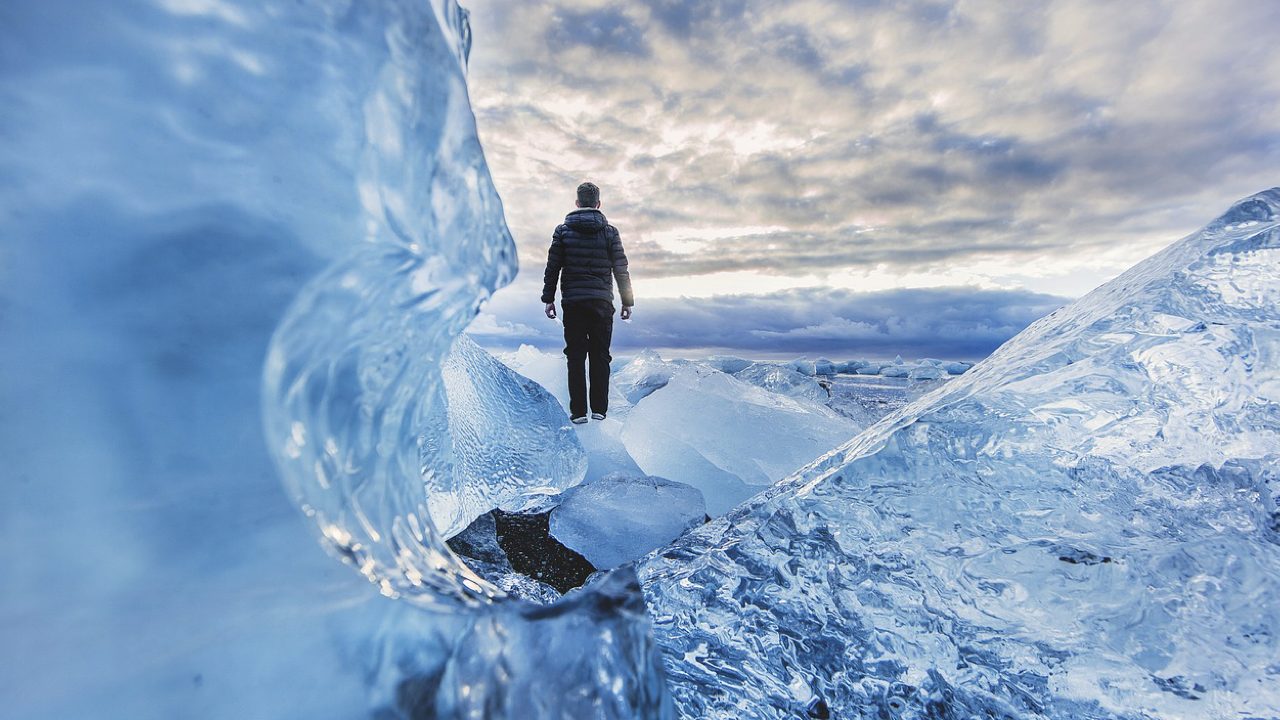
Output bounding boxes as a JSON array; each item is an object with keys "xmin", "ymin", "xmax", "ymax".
[{"xmin": 461, "ymin": 0, "xmax": 1280, "ymax": 360}]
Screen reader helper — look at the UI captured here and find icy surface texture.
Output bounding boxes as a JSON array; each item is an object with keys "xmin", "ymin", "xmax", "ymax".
[
  {"xmin": 433, "ymin": 334, "xmax": 587, "ymax": 538},
  {"xmin": 623, "ymin": 365, "xmax": 859, "ymax": 515},
  {"xmin": 734, "ymin": 361, "xmax": 831, "ymax": 404},
  {"xmin": 2, "ymin": 0, "xmax": 672, "ymax": 716},
  {"xmin": 262, "ymin": 0, "xmax": 518, "ymax": 608},
  {"xmin": 638, "ymin": 189, "xmax": 1280, "ymax": 719},
  {"xmin": 703, "ymin": 355, "xmax": 754, "ymax": 374},
  {"xmin": 507, "ymin": 349, "xmax": 644, "ymax": 482},
  {"xmin": 549, "ymin": 473, "xmax": 708, "ymax": 569},
  {"xmin": 613, "ymin": 349, "xmax": 678, "ymax": 403},
  {"xmin": 825, "ymin": 374, "xmax": 909, "ymax": 425},
  {"xmin": 359, "ymin": 568, "xmax": 673, "ymax": 719}
]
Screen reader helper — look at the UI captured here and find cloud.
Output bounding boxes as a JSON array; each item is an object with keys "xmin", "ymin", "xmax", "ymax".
[
  {"xmin": 547, "ymin": 7, "xmax": 650, "ymax": 57},
  {"xmin": 472, "ymin": 280, "xmax": 1067, "ymax": 361},
  {"xmin": 463, "ymin": 0, "xmax": 1279, "ymax": 359},
  {"xmin": 466, "ymin": 0, "xmax": 1280, "ymax": 292}
]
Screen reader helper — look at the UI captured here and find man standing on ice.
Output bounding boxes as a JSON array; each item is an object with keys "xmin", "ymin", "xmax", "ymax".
[{"xmin": 541, "ymin": 181, "xmax": 634, "ymax": 425}]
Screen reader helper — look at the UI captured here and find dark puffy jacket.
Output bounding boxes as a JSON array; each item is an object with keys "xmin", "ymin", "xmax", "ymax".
[{"xmin": 541, "ymin": 208, "xmax": 634, "ymax": 307}]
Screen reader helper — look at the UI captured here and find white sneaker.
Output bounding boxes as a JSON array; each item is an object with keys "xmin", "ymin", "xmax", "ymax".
[
  {"xmin": 570, "ymin": 415, "xmax": 588, "ymax": 425},
  {"xmin": 591, "ymin": 412, "xmax": 606, "ymax": 421}
]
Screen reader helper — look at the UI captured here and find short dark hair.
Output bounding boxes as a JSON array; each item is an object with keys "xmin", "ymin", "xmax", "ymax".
[{"xmin": 576, "ymin": 182, "xmax": 600, "ymax": 207}]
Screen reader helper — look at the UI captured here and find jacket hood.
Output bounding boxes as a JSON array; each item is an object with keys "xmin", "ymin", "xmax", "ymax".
[{"xmin": 564, "ymin": 207, "xmax": 607, "ymax": 230}]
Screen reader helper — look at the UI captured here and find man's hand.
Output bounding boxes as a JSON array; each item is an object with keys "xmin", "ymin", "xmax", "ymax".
[
  {"xmin": 545, "ymin": 302, "xmax": 557, "ymax": 320},
  {"xmin": 620, "ymin": 306, "xmax": 632, "ymax": 320}
]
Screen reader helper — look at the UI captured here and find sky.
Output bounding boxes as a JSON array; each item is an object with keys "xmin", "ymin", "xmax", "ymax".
[{"xmin": 460, "ymin": 0, "xmax": 1280, "ymax": 361}]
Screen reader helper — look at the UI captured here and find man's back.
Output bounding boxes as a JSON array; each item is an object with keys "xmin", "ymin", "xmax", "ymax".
[
  {"xmin": 541, "ymin": 181, "xmax": 633, "ymax": 423},
  {"xmin": 542, "ymin": 207, "xmax": 634, "ymax": 308}
]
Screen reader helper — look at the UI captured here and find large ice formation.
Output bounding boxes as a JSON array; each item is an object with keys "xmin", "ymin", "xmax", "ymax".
[
  {"xmin": 2, "ymin": 0, "xmax": 672, "ymax": 717},
  {"xmin": 256, "ymin": 0, "xmax": 674, "ymax": 714},
  {"xmin": 734, "ymin": 360, "xmax": 831, "ymax": 404},
  {"xmin": 637, "ymin": 189, "xmax": 1280, "ymax": 719}
]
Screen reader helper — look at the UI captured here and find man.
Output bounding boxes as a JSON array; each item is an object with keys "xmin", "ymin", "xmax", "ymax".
[{"xmin": 541, "ymin": 182, "xmax": 634, "ymax": 424}]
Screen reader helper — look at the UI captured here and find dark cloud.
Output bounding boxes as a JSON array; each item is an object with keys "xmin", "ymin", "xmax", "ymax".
[
  {"xmin": 547, "ymin": 7, "xmax": 650, "ymax": 57},
  {"xmin": 470, "ymin": 282, "xmax": 1067, "ymax": 361},
  {"xmin": 645, "ymin": 0, "xmax": 749, "ymax": 39}
]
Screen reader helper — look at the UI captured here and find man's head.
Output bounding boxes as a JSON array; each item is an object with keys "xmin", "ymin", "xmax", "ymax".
[{"xmin": 576, "ymin": 182, "xmax": 600, "ymax": 208}]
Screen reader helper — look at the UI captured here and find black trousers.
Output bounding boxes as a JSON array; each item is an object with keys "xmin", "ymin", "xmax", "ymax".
[{"xmin": 561, "ymin": 299, "xmax": 613, "ymax": 417}]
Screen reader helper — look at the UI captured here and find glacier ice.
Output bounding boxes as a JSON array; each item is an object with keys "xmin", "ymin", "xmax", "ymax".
[
  {"xmin": 636, "ymin": 189, "xmax": 1280, "ymax": 719},
  {"xmin": 702, "ymin": 354, "xmax": 755, "ymax": 374},
  {"xmin": 622, "ymin": 364, "xmax": 860, "ymax": 515},
  {"xmin": 549, "ymin": 472, "xmax": 708, "ymax": 569},
  {"xmin": 2, "ymin": 0, "xmax": 674, "ymax": 717},
  {"xmin": 505, "ymin": 348, "xmax": 645, "ymax": 482}
]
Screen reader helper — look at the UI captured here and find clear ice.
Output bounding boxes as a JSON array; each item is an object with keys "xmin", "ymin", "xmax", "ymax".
[
  {"xmin": 549, "ymin": 472, "xmax": 708, "ymax": 569},
  {"xmin": 622, "ymin": 364, "xmax": 860, "ymax": 515},
  {"xmin": 636, "ymin": 190, "xmax": 1280, "ymax": 719}
]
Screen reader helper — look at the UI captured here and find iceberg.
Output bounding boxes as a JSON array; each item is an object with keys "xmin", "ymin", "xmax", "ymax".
[{"xmin": 636, "ymin": 189, "xmax": 1280, "ymax": 719}]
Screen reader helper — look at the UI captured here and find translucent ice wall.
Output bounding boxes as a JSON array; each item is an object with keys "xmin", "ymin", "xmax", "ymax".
[
  {"xmin": 2, "ymin": 1, "xmax": 670, "ymax": 717},
  {"xmin": 637, "ymin": 189, "xmax": 1280, "ymax": 719},
  {"xmin": 259, "ymin": 0, "xmax": 519, "ymax": 606}
]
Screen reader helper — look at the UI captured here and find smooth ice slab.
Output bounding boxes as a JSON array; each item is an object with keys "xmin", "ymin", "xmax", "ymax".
[
  {"xmin": 549, "ymin": 473, "xmax": 707, "ymax": 569},
  {"xmin": 622, "ymin": 365, "xmax": 858, "ymax": 515}
]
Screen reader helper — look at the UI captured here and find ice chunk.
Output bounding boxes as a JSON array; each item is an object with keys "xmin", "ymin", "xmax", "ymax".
[
  {"xmin": 622, "ymin": 365, "xmax": 857, "ymax": 514},
  {"xmin": 571, "ymin": 416, "xmax": 647, "ymax": 482},
  {"xmin": 496, "ymin": 343, "xmax": 547, "ymax": 370},
  {"xmin": 702, "ymin": 354, "xmax": 753, "ymax": 374},
  {"xmin": 813, "ymin": 357, "xmax": 838, "ymax": 375},
  {"xmin": 787, "ymin": 356, "xmax": 818, "ymax": 375},
  {"xmin": 612, "ymin": 349, "xmax": 675, "ymax": 403},
  {"xmin": 638, "ymin": 188, "xmax": 1280, "ymax": 719},
  {"xmin": 5, "ymin": 0, "xmax": 674, "ymax": 716},
  {"xmin": 906, "ymin": 363, "xmax": 945, "ymax": 380},
  {"xmin": 503, "ymin": 352, "xmax": 644, "ymax": 482},
  {"xmin": 734, "ymin": 361, "xmax": 829, "ymax": 404},
  {"xmin": 836, "ymin": 359, "xmax": 866, "ymax": 373},
  {"xmin": 944, "ymin": 360, "xmax": 974, "ymax": 374},
  {"xmin": 431, "ymin": 334, "xmax": 588, "ymax": 538},
  {"xmin": 878, "ymin": 363, "xmax": 910, "ymax": 377},
  {"xmin": 549, "ymin": 473, "xmax": 706, "ymax": 568}
]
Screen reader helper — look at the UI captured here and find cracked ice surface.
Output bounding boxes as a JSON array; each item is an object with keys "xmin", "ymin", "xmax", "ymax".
[{"xmin": 637, "ymin": 189, "xmax": 1280, "ymax": 720}]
